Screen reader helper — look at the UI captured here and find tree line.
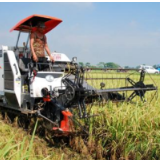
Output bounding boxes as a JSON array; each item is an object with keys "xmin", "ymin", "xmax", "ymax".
[
  {"xmin": 78, "ymin": 62, "xmax": 160, "ymax": 69},
  {"xmin": 79, "ymin": 62, "xmax": 121, "ymax": 69},
  {"xmin": 79, "ymin": 62, "xmax": 133, "ymax": 69}
]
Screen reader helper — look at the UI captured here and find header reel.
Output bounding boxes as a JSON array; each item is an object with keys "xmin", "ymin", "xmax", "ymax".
[{"xmin": 58, "ymin": 64, "xmax": 157, "ymax": 122}]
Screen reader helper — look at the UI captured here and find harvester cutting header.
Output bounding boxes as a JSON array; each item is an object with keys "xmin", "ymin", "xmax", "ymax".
[{"xmin": 0, "ymin": 15, "xmax": 157, "ymax": 135}]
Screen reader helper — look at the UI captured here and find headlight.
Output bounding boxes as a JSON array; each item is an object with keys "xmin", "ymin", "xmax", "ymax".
[{"xmin": 45, "ymin": 75, "xmax": 54, "ymax": 82}]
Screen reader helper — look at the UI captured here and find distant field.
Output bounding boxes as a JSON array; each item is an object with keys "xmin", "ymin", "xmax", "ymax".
[{"xmin": 0, "ymin": 72, "xmax": 160, "ymax": 160}]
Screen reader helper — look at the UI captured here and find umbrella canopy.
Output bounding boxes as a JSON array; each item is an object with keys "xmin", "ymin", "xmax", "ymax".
[{"xmin": 10, "ymin": 14, "xmax": 62, "ymax": 34}]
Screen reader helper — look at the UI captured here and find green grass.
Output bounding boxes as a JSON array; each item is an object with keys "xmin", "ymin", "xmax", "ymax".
[{"xmin": 0, "ymin": 119, "xmax": 87, "ymax": 160}]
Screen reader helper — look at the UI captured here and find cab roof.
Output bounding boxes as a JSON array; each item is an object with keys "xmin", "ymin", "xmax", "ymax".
[{"xmin": 10, "ymin": 14, "xmax": 62, "ymax": 34}]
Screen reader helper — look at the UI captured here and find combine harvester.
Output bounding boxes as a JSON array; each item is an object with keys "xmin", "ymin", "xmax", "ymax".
[{"xmin": 0, "ymin": 15, "xmax": 157, "ymax": 135}]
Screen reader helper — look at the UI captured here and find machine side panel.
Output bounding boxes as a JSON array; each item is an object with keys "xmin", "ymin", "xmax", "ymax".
[
  {"xmin": 4, "ymin": 51, "xmax": 22, "ymax": 107},
  {"xmin": 4, "ymin": 53, "xmax": 14, "ymax": 90}
]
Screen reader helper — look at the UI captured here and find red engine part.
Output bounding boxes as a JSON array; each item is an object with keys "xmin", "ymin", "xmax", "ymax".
[
  {"xmin": 43, "ymin": 95, "xmax": 51, "ymax": 102},
  {"xmin": 53, "ymin": 110, "xmax": 73, "ymax": 132}
]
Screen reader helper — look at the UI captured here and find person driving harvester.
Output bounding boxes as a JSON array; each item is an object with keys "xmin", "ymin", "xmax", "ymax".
[{"xmin": 30, "ymin": 22, "xmax": 54, "ymax": 70}]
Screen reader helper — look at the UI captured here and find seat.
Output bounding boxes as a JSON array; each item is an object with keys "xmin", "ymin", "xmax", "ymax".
[
  {"xmin": 19, "ymin": 57, "xmax": 31, "ymax": 91},
  {"xmin": 19, "ymin": 57, "xmax": 31, "ymax": 74}
]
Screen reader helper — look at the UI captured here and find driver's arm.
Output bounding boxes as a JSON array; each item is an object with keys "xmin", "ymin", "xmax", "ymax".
[{"xmin": 30, "ymin": 33, "xmax": 38, "ymax": 62}]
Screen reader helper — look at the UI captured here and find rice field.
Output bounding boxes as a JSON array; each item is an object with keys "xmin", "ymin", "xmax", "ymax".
[
  {"xmin": 0, "ymin": 71, "xmax": 160, "ymax": 160},
  {"xmin": 83, "ymin": 71, "xmax": 160, "ymax": 159}
]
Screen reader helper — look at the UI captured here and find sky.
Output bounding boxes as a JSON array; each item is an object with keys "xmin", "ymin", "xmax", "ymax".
[{"xmin": 0, "ymin": 2, "xmax": 160, "ymax": 67}]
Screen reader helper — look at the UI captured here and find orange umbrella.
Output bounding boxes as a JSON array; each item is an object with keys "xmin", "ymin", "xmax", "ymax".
[{"xmin": 10, "ymin": 14, "xmax": 62, "ymax": 34}]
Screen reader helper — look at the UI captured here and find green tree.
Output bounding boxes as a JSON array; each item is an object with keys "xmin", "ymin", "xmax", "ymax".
[
  {"xmin": 97, "ymin": 62, "xmax": 105, "ymax": 68},
  {"xmin": 79, "ymin": 62, "xmax": 84, "ymax": 67},
  {"xmin": 105, "ymin": 62, "xmax": 120, "ymax": 69},
  {"xmin": 124, "ymin": 66, "xmax": 130, "ymax": 69},
  {"xmin": 85, "ymin": 62, "xmax": 91, "ymax": 67}
]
